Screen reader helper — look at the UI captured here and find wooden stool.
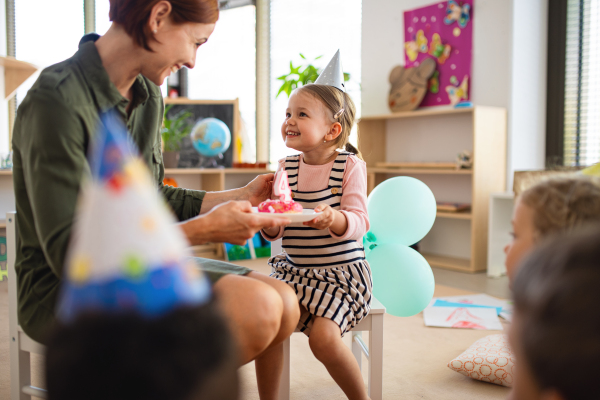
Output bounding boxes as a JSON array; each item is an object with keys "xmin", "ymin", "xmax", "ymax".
[
  {"xmin": 271, "ymin": 239, "xmax": 385, "ymax": 400},
  {"xmin": 7, "ymin": 212, "xmax": 48, "ymax": 399}
]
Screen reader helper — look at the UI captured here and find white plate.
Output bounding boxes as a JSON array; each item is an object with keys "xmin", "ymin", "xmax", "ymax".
[{"xmin": 251, "ymin": 207, "xmax": 322, "ymax": 223}]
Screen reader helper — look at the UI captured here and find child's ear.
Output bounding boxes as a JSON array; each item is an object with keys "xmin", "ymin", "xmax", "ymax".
[{"xmin": 325, "ymin": 122, "xmax": 342, "ymax": 142}]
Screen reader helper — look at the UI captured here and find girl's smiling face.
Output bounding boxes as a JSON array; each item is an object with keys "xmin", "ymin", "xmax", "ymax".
[
  {"xmin": 281, "ymin": 90, "xmax": 333, "ymax": 153},
  {"xmin": 504, "ymin": 197, "xmax": 537, "ymax": 284}
]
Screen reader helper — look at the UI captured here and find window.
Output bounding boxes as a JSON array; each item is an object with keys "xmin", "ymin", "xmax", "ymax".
[
  {"xmin": 95, "ymin": 0, "xmax": 111, "ymax": 36},
  {"xmin": 186, "ymin": 5, "xmax": 257, "ymax": 162},
  {"xmin": 547, "ymin": 0, "xmax": 600, "ymax": 167},
  {"xmin": 269, "ymin": 0, "xmax": 362, "ymax": 166},
  {"xmin": 95, "ymin": 2, "xmax": 258, "ymax": 161},
  {"xmin": 15, "ymin": 0, "xmax": 84, "ymax": 105},
  {"xmin": 563, "ymin": 0, "xmax": 600, "ymax": 166}
]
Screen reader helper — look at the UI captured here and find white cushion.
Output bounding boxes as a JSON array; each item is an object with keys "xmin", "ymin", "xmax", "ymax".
[{"xmin": 447, "ymin": 334, "xmax": 515, "ymax": 387}]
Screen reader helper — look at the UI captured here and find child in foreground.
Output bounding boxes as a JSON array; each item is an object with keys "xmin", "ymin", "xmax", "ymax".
[
  {"xmin": 45, "ymin": 111, "xmax": 238, "ymax": 400},
  {"xmin": 504, "ymin": 176, "xmax": 600, "ymax": 284},
  {"xmin": 509, "ymin": 226, "xmax": 600, "ymax": 400},
  {"xmin": 259, "ymin": 52, "xmax": 372, "ymax": 400},
  {"xmin": 46, "ymin": 304, "xmax": 238, "ymax": 400}
]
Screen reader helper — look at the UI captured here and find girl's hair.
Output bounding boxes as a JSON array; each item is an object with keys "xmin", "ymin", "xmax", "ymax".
[
  {"xmin": 512, "ymin": 226, "xmax": 600, "ymax": 399},
  {"xmin": 297, "ymin": 84, "xmax": 363, "ymax": 160},
  {"xmin": 109, "ymin": 0, "xmax": 219, "ymax": 51},
  {"xmin": 519, "ymin": 176, "xmax": 600, "ymax": 239}
]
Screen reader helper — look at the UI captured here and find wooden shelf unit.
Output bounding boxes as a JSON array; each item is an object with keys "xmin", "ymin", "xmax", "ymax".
[
  {"xmin": 0, "ymin": 56, "xmax": 38, "ymax": 100},
  {"xmin": 359, "ymin": 106, "xmax": 507, "ymax": 273},
  {"xmin": 164, "ymin": 168, "xmax": 273, "ymax": 192},
  {"xmin": 436, "ymin": 211, "xmax": 472, "ymax": 220}
]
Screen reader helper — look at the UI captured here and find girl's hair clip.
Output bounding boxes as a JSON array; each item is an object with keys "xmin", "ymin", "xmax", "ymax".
[{"xmin": 334, "ymin": 108, "xmax": 345, "ymax": 119}]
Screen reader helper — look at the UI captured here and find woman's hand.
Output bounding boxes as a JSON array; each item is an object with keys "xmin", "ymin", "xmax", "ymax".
[
  {"xmin": 199, "ymin": 173, "xmax": 274, "ymax": 214},
  {"xmin": 181, "ymin": 200, "xmax": 290, "ymax": 245},
  {"xmin": 242, "ymin": 173, "xmax": 274, "ymax": 206}
]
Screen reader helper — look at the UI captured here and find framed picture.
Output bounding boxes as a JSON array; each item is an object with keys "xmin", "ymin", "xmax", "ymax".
[{"xmin": 164, "ymin": 98, "xmax": 239, "ymax": 168}]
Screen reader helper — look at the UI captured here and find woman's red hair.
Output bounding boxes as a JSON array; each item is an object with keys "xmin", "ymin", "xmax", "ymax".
[{"xmin": 109, "ymin": 0, "xmax": 219, "ymax": 51}]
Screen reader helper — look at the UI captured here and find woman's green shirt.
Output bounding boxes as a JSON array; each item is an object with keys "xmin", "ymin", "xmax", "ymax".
[{"xmin": 11, "ymin": 40, "xmax": 205, "ymax": 343}]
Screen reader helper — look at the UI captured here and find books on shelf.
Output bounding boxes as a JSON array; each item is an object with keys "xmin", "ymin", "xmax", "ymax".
[
  {"xmin": 436, "ymin": 202, "xmax": 471, "ymax": 212},
  {"xmin": 375, "ymin": 162, "xmax": 459, "ymax": 169}
]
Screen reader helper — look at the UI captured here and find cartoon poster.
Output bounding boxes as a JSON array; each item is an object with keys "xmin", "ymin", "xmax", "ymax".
[{"xmin": 404, "ymin": 0, "xmax": 473, "ymax": 107}]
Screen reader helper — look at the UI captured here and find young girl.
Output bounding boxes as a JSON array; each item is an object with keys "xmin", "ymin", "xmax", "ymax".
[
  {"xmin": 259, "ymin": 82, "xmax": 372, "ymax": 400},
  {"xmin": 504, "ymin": 176, "xmax": 600, "ymax": 284}
]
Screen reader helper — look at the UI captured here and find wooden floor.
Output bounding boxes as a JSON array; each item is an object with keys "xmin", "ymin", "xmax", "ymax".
[{"xmin": 0, "ymin": 258, "xmax": 511, "ymax": 400}]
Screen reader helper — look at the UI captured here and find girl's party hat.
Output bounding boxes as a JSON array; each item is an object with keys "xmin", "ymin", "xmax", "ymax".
[
  {"xmin": 314, "ymin": 49, "xmax": 346, "ymax": 92},
  {"xmin": 57, "ymin": 111, "xmax": 211, "ymax": 322}
]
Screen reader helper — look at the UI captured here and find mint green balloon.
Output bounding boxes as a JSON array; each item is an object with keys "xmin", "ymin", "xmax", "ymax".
[
  {"xmin": 368, "ymin": 243, "xmax": 435, "ymax": 317},
  {"xmin": 368, "ymin": 177, "xmax": 436, "ymax": 246}
]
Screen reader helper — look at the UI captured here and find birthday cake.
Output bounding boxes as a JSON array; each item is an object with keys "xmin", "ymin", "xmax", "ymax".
[
  {"xmin": 258, "ymin": 170, "xmax": 303, "ymax": 214},
  {"xmin": 258, "ymin": 199, "xmax": 303, "ymax": 214}
]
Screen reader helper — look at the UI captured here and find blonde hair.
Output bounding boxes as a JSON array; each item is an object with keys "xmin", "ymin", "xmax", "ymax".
[
  {"xmin": 296, "ymin": 84, "xmax": 363, "ymax": 160},
  {"xmin": 520, "ymin": 176, "xmax": 600, "ymax": 239}
]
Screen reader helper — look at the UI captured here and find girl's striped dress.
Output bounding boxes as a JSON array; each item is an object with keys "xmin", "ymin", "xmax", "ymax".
[{"xmin": 268, "ymin": 152, "xmax": 372, "ymax": 337}]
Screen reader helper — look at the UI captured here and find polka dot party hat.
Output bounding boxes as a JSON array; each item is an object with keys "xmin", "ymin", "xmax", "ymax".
[
  {"xmin": 314, "ymin": 49, "xmax": 346, "ymax": 92},
  {"xmin": 57, "ymin": 111, "xmax": 211, "ymax": 322}
]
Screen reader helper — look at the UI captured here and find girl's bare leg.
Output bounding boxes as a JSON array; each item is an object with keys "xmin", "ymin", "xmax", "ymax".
[{"xmin": 309, "ymin": 316, "xmax": 370, "ymax": 400}]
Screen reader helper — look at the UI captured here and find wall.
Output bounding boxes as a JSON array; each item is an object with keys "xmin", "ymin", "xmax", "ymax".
[
  {"xmin": 0, "ymin": 0, "xmax": 8, "ymax": 157},
  {"xmin": 362, "ymin": 0, "xmax": 548, "ymax": 190}
]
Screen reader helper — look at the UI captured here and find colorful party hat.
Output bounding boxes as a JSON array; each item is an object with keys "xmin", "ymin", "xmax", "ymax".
[
  {"xmin": 314, "ymin": 49, "xmax": 346, "ymax": 92},
  {"xmin": 57, "ymin": 111, "xmax": 211, "ymax": 322}
]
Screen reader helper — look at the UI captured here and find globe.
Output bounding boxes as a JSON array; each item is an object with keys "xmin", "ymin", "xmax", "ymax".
[{"xmin": 190, "ymin": 117, "xmax": 231, "ymax": 157}]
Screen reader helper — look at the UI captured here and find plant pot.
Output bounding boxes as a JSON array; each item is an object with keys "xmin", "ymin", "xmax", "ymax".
[{"xmin": 163, "ymin": 151, "xmax": 180, "ymax": 168}]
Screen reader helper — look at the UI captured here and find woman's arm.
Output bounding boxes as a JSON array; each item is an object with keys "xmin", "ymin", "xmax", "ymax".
[
  {"xmin": 199, "ymin": 173, "xmax": 275, "ymax": 214},
  {"xmin": 180, "ymin": 200, "xmax": 290, "ymax": 245}
]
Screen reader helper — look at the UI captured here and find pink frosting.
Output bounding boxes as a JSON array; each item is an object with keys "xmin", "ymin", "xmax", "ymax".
[{"xmin": 258, "ymin": 199, "xmax": 303, "ymax": 214}]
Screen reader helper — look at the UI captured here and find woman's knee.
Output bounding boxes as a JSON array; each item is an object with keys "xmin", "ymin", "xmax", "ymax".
[
  {"xmin": 247, "ymin": 272, "xmax": 300, "ymax": 333},
  {"xmin": 213, "ymin": 275, "xmax": 283, "ymax": 357},
  {"xmin": 278, "ymin": 284, "xmax": 300, "ymax": 331}
]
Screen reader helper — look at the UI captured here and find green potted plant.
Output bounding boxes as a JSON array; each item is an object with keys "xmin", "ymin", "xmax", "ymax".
[
  {"xmin": 276, "ymin": 53, "xmax": 351, "ymax": 98},
  {"xmin": 161, "ymin": 105, "xmax": 193, "ymax": 168}
]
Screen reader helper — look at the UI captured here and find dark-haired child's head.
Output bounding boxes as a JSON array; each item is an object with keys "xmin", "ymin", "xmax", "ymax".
[
  {"xmin": 46, "ymin": 302, "xmax": 238, "ymax": 400},
  {"xmin": 509, "ymin": 226, "xmax": 600, "ymax": 400}
]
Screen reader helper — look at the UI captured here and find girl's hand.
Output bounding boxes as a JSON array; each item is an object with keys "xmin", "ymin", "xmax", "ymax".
[{"xmin": 304, "ymin": 204, "xmax": 335, "ymax": 229}]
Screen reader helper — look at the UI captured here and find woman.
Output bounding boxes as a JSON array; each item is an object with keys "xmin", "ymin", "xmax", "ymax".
[{"xmin": 11, "ymin": 0, "xmax": 299, "ymax": 380}]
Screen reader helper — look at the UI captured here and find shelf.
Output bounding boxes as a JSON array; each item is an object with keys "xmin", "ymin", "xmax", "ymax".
[
  {"xmin": 164, "ymin": 168, "xmax": 274, "ymax": 175},
  {"xmin": 360, "ymin": 106, "xmax": 473, "ymax": 121},
  {"xmin": 436, "ymin": 211, "xmax": 472, "ymax": 220},
  {"xmin": 0, "ymin": 219, "xmax": 5, "ymax": 228},
  {"xmin": 422, "ymin": 253, "xmax": 471, "ymax": 272},
  {"xmin": 0, "ymin": 170, "xmax": 12, "ymax": 176},
  {"xmin": 225, "ymin": 168, "xmax": 274, "ymax": 174},
  {"xmin": 0, "ymin": 56, "xmax": 38, "ymax": 99},
  {"xmin": 368, "ymin": 167, "xmax": 472, "ymax": 175}
]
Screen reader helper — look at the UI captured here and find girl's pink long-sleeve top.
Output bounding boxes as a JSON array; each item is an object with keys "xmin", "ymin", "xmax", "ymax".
[{"xmin": 262, "ymin": 153, "xmax": 370, "ymax": 241}]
